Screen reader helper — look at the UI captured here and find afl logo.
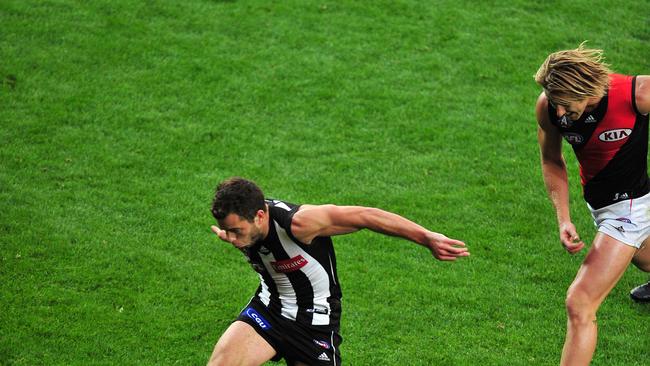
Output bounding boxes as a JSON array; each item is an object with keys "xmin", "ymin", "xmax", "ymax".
[
  {"xmin": 598, "ymin": 129, "xmax": 631, "ymax": 142},
  {"xmin": 562, "ymin": 133, "xmax": 583, "ymax": 145}
]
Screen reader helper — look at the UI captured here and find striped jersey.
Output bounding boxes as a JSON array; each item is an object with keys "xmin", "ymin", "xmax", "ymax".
[
  {"xmin": 548, "ymin": 74, "xmax": 650, "ymax": 209},
  {"xmin": 241, "ymin": 199, "xmax": 342, "ymax": 327}
]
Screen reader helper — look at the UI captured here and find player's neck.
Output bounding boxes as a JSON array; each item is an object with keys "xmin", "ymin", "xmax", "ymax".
[{"xmin": 585, "ymin": 96, "xmax": 602, "ymax": 112}]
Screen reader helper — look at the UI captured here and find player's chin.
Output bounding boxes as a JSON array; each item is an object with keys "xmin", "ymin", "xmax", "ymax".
[{"xmin": 233, "ymin": 241, "xmax": 253, "ymax": 249}]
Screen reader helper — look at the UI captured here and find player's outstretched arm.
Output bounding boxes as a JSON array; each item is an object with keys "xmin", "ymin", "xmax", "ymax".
[{"xmin": 291, "ymin": 204, "xmax": 469, "ymax": 261}]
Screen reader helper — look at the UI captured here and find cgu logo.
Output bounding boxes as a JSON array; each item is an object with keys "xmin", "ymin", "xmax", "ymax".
[
  {"xmin": 599, "ymin": 129, "xmax": 631, "ymax": 142},
  {"xmin": 246, "ymin": 308, "xmax": 271, "ymax": 330}
]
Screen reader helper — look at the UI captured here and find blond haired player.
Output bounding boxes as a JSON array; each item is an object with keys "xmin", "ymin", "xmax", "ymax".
[{"xmin": 535, "ymin": 43, "xmax": 650, "ymax": 365}]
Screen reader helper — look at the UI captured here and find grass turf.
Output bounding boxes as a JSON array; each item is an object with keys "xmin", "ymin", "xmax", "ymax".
[{"xmin": 1, "ymin": 0, "xmax": 649, "ymax": 364}]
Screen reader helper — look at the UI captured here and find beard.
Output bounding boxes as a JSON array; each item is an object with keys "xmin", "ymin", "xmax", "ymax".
[
  {"xmin": 240, "ymin": 225, "xmax": 265, "ymax": 248},
  {"xmin": 250, "ymin": 230, "xmax": 264, "ymax": 245}
]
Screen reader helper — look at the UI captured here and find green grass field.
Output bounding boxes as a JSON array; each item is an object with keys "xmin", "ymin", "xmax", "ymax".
[{"xmin": 1, "ymin": 1, "xmax": 649, "ymax": 364}]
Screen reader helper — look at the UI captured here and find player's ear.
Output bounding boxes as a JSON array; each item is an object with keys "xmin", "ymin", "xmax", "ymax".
[{"xmin": 255, "ymin": 209, "xmax": 266, "ymax": 224}]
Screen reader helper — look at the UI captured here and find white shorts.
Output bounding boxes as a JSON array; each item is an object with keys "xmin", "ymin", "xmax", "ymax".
[{"xmin": 588, "ymin": 192, "xmax": 650, "ymax": 249}]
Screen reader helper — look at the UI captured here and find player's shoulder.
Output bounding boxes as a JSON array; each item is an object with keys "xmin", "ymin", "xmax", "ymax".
[
  {"xmin": 535, "ymin": 92, "xmax": 553, "ymax": 127},
  {"xmin": 267, "ymin": 199, "xmax": 298, "ymax": 212},
  {"xmin": 291, "ymin": 204, "xmax": 337, "ymax": 227},
  {"xmin": 266, "ymin": 199, "xmax": 300, "ymax": 225},
  {"xmin": 267, "ymin": 200, "xmax": 307, "ymax": 240},
  {"xmin": 632, "ymin": 74, "xmax": 649, "ymax": 93},
  {"xmin": 535, "ymin": 91, "xmax": 549, "ymax": 109},
  {"xmin": 291, "ymin": 204, "xmax": 327, "ymax": 223},
  {"xmin": 635, "ymin": 75, "xmax": 650, "ymax": 115}
]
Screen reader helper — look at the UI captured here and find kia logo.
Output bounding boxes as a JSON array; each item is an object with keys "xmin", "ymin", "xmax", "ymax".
[{"xmin": 599, "ymin": 129, "xmax": 631, "ymax": 142}]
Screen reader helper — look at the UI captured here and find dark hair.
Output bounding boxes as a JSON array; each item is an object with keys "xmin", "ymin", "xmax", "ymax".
[{"xmin": 211, "ymin": 177, "xmax": 266, "ymax": 221}]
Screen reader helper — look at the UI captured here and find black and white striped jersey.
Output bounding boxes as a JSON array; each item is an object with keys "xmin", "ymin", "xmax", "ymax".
[{"xmin": 241, "ymin": 199, "xmax": 342, "ymax": 327}]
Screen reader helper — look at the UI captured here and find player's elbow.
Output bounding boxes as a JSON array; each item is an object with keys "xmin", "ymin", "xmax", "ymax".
[{"xmin": 541, "ymin": 154, "xmax": 565, "ymax": 169}]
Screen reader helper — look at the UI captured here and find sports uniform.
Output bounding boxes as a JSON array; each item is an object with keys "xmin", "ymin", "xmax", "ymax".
[
  {"xmin": 235, "ymin": 199, "xmax": 342, "ymax": 365},
  {"xmin": 548, "ymin": 74, "xmax": 650, "ymax": 247}
]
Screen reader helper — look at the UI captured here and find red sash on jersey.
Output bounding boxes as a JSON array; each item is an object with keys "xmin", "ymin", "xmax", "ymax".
[{"xmin": 576, "ymin": 74, "xmax": 636, "ymax": 186}]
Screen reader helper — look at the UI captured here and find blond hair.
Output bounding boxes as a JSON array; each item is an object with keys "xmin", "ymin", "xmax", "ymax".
[{"xmin": 534, "ymin": 42, "xmax": 612, "ymax": 106}]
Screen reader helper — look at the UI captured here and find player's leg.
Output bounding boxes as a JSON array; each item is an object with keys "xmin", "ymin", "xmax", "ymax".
[
  {"xmin": 207, "ymin": 321, "xmax": 277, "ymax": 366},
  {"xmin": 630, "ymin": 238, "xmax": 650, "ymax": 301},
  {"xmin": 560, "ymin": 232, "xmax": 636, "ymax": 366},
  {"xmin": 283, "ymin": 327, "xmax": 342, "ymax": 366},
  {"xmin": 632, "ymin": 237, "xmax": 650, "ymax": 271}
]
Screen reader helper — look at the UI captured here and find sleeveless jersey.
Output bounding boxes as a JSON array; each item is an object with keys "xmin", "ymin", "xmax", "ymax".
[
  {"xmin": 548, "ymin": 74, "xmax": 650, "ymax": 209},
  {"xmin": 241, "ymin": 199, "xmax": 342, "ymax": 327}
]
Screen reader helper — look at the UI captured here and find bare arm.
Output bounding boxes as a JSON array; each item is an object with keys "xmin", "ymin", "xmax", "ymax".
[
  {"xmin": 635, "ymin": 75, "xmax": 650, "ymax": 115},
  {"xmin": 290, "ymin": 204, "xmax": 469, "ymax": 261},
  {"xmin": 536, "ymin": 92, "xmax": 584, "ymax": 253}
]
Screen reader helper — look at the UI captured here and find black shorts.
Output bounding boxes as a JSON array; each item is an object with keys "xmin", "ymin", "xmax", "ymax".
[{"xmin": 236, "ymin": 298, "xmax": 342, "ymax": 365}]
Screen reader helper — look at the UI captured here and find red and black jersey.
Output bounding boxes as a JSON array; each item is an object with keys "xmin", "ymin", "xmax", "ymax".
[{"xmin": 548, "ymin": 74, "xmax": 650, "ymax": 209}]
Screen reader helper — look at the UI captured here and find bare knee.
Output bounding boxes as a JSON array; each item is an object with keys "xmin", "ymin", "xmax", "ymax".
[
  {"xmin": 207, "ymin": 343, "xmax": 240, "ymax": 366},
  {"xmin": 565, "ymin": 287, "xmax": 598, "ymax": 325},
  {"xmin": 207, "ymin": 353, "xmax": 239, "ymax": 366},
  {"xmin": 206, "ymin": 321, "xmax": 276, "ymax": 366}
]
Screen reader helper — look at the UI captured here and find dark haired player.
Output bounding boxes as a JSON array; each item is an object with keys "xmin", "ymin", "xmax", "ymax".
[{"xmin": 206, "ymin": 177, "xmax": 469, "ymax": 366}]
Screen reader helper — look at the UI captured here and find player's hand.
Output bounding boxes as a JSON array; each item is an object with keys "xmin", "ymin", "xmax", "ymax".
[
  {"xmin": 425, "ymin": 232, "xmax": 470, "ymax": 261},
  {"xmin": 210, "ymin": 225, "xmax": 236, "ymax": 245},
  {"xmin": 559, "ymin": 222, "xmax": 584, "ymax": 254}
]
